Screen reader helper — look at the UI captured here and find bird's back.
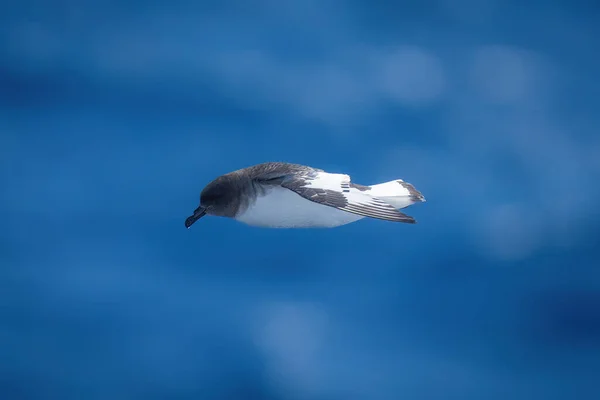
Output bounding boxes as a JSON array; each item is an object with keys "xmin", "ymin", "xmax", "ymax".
[{"xmin": 234, "ymin": 162, "xmax": 321, "ymax": 181}]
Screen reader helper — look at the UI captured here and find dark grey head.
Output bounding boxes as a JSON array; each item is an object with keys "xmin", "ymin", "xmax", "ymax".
[{"xmin": 185, "ymin": 175, "xmax": 242, "ymax": 228}]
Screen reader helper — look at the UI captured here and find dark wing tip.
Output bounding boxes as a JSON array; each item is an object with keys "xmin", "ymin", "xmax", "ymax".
[
  {"xmin": 397, "ymin": 180, "xmax": 426, "ymax": 202},
  {"xmin": 392, "ymin": 212, "xmax": 417, "ymax": 224}
]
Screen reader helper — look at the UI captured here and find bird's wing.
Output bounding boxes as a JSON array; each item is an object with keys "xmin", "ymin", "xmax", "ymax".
[{"xmin": 258, "ymin": 170, "xmax": 416, "ymax": 223}]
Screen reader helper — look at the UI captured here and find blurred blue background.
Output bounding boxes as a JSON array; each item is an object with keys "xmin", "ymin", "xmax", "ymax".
[{"xmin": 2, "ymin": 1, "xmax": 600, "ymax": 399}]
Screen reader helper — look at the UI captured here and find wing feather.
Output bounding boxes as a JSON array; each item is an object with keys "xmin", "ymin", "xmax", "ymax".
[
  {"xmin": 271, "ymin": 171, "xmax": 416, "ymax": 224},
  {"xmin": 333, "ymin": 191, "xmax": 416, "ymax": 223}
]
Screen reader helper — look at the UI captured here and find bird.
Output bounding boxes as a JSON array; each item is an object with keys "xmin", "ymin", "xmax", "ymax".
[{"xmin": 185, "ymin": 162, "xmax": 425, "ymax": 229}]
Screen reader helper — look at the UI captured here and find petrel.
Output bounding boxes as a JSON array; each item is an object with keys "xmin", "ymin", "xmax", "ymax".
[{"xmin": 185, "ymin": 162, "xmax": 425, "ymax": 229}]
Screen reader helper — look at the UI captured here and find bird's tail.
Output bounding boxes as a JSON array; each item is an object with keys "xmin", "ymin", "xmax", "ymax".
[{"xmin": 367, "ymin": 179, "xmax": 426, "ymax": 209}]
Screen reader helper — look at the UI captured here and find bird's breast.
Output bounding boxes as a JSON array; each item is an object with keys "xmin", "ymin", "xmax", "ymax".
[{"xmin": 234, "ymin": 186, "xmax": 362, "ymax": 228}]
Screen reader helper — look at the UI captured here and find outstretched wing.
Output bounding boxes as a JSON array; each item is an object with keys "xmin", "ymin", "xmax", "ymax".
[{"xmin": 258, "ymin": 169, "xmax": 416, "ymax": 224}]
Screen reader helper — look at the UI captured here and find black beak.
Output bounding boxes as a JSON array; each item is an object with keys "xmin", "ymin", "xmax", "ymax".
[{"xmin": 185, "ymin": 206, "xmax": 206, "ymax": 229}]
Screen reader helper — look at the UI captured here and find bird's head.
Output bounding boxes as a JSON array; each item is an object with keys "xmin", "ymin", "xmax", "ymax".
[{"xmin": 185, "ymin": 176, "xmax": 237, "ymax": 228}]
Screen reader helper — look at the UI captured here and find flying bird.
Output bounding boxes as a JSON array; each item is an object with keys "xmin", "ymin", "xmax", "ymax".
[{"xmin": 185, "ymin": 162, "xmax": 425, "ymax": 229}]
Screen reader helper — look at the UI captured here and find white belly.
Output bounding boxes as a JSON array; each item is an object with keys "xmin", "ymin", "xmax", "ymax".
[{"xmin": 235, "ymin": 187, "xmax": 363, "ymax": 228}]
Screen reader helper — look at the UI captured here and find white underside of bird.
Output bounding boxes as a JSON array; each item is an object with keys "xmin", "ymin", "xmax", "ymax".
[{"xmin": 235, "ymin": 171, "xmax": 424, "ymax": 228}]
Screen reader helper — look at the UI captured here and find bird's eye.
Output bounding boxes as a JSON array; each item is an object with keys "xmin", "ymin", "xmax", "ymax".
[{"xmin": 201, "ymin": 193, "xmax": 218, "ymax": 203}]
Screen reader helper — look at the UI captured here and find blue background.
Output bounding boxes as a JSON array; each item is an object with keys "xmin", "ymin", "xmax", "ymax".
[{"xmin": 2, "ymin": 1, "xmax": 600, "ymax": 399}]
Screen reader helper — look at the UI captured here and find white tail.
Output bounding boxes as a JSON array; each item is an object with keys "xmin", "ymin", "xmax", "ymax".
[{"xmin": 367, "ymin": 179, "xmax": 426, "ymax": 209}]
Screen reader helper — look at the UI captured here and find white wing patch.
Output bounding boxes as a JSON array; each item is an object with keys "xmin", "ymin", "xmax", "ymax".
[
  {"xmin": 283, "ymin": 172, "xmax": 416, "ymax": 223},
  {"xmin": 303, "ymin": 172, "xmax": 351, "ymax": 190}
]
